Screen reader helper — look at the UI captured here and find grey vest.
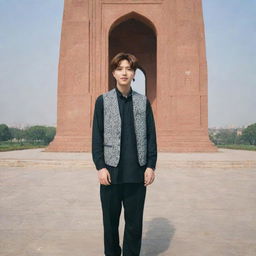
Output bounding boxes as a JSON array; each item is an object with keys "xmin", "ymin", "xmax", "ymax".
[{"xmin": 103, "ymin": 88, "xmax": 147, "ymax": 167}]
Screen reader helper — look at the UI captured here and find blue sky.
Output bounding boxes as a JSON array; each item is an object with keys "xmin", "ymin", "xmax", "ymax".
[
  {"xmin": 0, "ymin": 0, "xmax": 255, "ymax": 128},
  {"xmin": 203, "ymin": 0, "xmax": 256, "ymax": 128}
]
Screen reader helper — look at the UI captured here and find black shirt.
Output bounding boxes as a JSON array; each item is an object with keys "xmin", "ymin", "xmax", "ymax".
[{"xmin": 92, "ymin": 87, "xmax": 157, "ymax": 184}]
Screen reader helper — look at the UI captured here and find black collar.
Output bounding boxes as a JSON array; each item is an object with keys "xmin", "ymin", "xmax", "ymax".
[{"xmin": 115, "ymin": 87, "xmax": 133, "ymax": 98}]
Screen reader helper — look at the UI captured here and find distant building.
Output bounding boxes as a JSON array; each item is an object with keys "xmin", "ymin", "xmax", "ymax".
[{"xmin": 237, "ymin": 129, "xmax": 243, "ymax": 136}]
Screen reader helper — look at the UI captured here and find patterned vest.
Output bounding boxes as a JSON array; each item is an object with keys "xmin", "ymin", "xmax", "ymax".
[{"xmin": 103, "ymin": 88, "xmax": 147, "ymax": 167}]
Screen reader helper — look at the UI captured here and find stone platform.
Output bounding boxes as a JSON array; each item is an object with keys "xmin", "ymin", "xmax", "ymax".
[
  {"xmin": 0, "ymin": 149, "xmax": 256, "ymax": 255},
  {"xmin": 0, "ymin": 148, "xmax": 255, "ymax": 169}
]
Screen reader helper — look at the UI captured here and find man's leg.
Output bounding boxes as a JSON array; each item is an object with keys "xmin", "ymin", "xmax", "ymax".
[
  {"xmin": 100, "ymin": 184, "xmax": 122, "ymax": 256},
  {"xmin": 122, "ymin": 183, "xmax": 146, "ymax": 256}
]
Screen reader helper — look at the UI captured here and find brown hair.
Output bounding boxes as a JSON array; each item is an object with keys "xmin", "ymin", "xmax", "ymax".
[{"xmin": 110, "ymin": 52, "xmax": 139, "ymax": 72}]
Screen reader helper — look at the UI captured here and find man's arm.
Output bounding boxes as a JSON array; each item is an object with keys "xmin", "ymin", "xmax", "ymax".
[
  {"xmin": 144, "ymin": 99, "xmax": 157, "ymax": 186},
  {"xmin": 92, "ymin": 95, "xmax": 111, "ymax": 185},
  {"xmin": 92, "ymin": 95, "xmax": 106, "ymax": 170},
  {"xmin": 146, "ymin": 99, "xmax": 157, "ymax": 170}
]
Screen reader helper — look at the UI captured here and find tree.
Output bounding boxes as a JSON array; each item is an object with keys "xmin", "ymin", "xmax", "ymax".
[
  {"xmin": 242, "ymin": 123, "xmax": 256, "ymax": 145},
  {"xmin": 0, "ymin": 124, "xmax": 12, "ymax": 141},
  {"xmin": 24, "ymin": 125, "xmax": 56, "ymax": 144},
  {"xmin": 213, "ymin": 129, "xmax": 237, "ymax": 145},
  {"xmin": 9, "ymin": 127, "xmax": 25, "ymax": 142},
  {"xmin": 24, "ymin": 126, "xmax": 47, "ymax": 143}
]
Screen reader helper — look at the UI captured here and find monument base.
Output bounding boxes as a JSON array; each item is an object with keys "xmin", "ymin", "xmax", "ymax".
[
  {"xmin": 46, "ymin": 135, "xmax": 91, "ymax": 152},
  {"xmin": 46, "ymin": 133, "xmax": 217, "ymax": 152},
  {"xmin": 158, "ymin": 134, "xmax": 217, "ymax": 152}
]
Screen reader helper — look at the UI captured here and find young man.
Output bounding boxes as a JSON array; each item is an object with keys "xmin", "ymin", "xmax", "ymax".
[{"xmin": 92, "ymin": 52, "xmax": 157, "ymax": 256}]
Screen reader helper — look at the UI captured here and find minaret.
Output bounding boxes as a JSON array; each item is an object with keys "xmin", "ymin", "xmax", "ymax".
[{"xmin": 47, "ymin": 0, "xmax": 217, "ymax": 152}]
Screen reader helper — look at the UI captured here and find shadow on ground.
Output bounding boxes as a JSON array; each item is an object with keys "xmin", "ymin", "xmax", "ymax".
[{"xmin": 141, "ymin": 217, "xmax": 175, "ymax": 256}]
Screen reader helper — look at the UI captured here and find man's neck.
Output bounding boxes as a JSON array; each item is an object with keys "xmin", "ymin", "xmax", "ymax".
[{"xmin": 116, "ymin": 84, "xmax": 131, "ymax": 97}]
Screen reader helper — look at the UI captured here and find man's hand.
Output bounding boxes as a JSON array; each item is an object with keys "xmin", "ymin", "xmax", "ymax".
[
  {"xmin": 144, "ymin": 168, "xmax": 155, "ymax": 186},
  {"xmin": 98, "ymin": 168, "xmax": 111, "ymax": 185}
]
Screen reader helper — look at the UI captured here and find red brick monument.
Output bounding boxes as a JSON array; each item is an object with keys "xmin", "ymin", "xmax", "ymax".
[{"xmin": 47, "ymin": 0, "xmax": 217, "ymax": 152}]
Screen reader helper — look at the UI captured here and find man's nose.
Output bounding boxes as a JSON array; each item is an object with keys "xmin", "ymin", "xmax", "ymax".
[{"xmin": 122, "ymin": 69, "xmax": 127, "ymax": 75}]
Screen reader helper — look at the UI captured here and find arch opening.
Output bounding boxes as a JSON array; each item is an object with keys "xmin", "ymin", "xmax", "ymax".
[
  {"xmin": 133, "ymin": 68, "xmax": 146, "ymax": 95},
  {"xmin": 108, "ymin": 13, "xmax": 157, "ymax": 105}
]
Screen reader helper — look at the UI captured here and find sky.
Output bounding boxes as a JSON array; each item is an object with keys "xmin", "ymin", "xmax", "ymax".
[{"xmin": 0, "ymin": 0, "xmax": 255, "ymax": 129}]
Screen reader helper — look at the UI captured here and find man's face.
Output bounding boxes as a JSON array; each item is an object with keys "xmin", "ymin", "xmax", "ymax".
[{"xmin": 112, "ymin": 59, "xmax": 135, "ymax": 87}]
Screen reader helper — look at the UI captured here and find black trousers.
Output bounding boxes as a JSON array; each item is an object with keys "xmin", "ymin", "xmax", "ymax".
[{"xmin": 100, "ymin": 182, "xmax": 147, "ymax": 256}]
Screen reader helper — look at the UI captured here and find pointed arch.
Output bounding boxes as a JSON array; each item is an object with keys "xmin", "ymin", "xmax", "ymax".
[
  {"xmin": 109, "ymin": 11, "xmax": 157, "ymax": 36},
  {"xmin": 108, "ymin": 11, "xmax": 157, "ymax": 103}
]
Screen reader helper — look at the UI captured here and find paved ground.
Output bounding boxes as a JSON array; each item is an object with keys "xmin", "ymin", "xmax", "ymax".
[
  {"xmin": 0, "ymin": 148, "xmax": 256, "ymax": 168},
  {"xmin": 0, "ymin": 149, "xmax": 256, "ymax": 255}
]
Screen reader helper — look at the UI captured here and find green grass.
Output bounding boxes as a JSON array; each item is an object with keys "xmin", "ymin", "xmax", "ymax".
[
  {"xmin": 0, "ymin": 141, "xmax": 46, "ymax": 151},
  {"xmin": 217, "ymin": 144, "xmax": 256, "ymax": 151}
]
